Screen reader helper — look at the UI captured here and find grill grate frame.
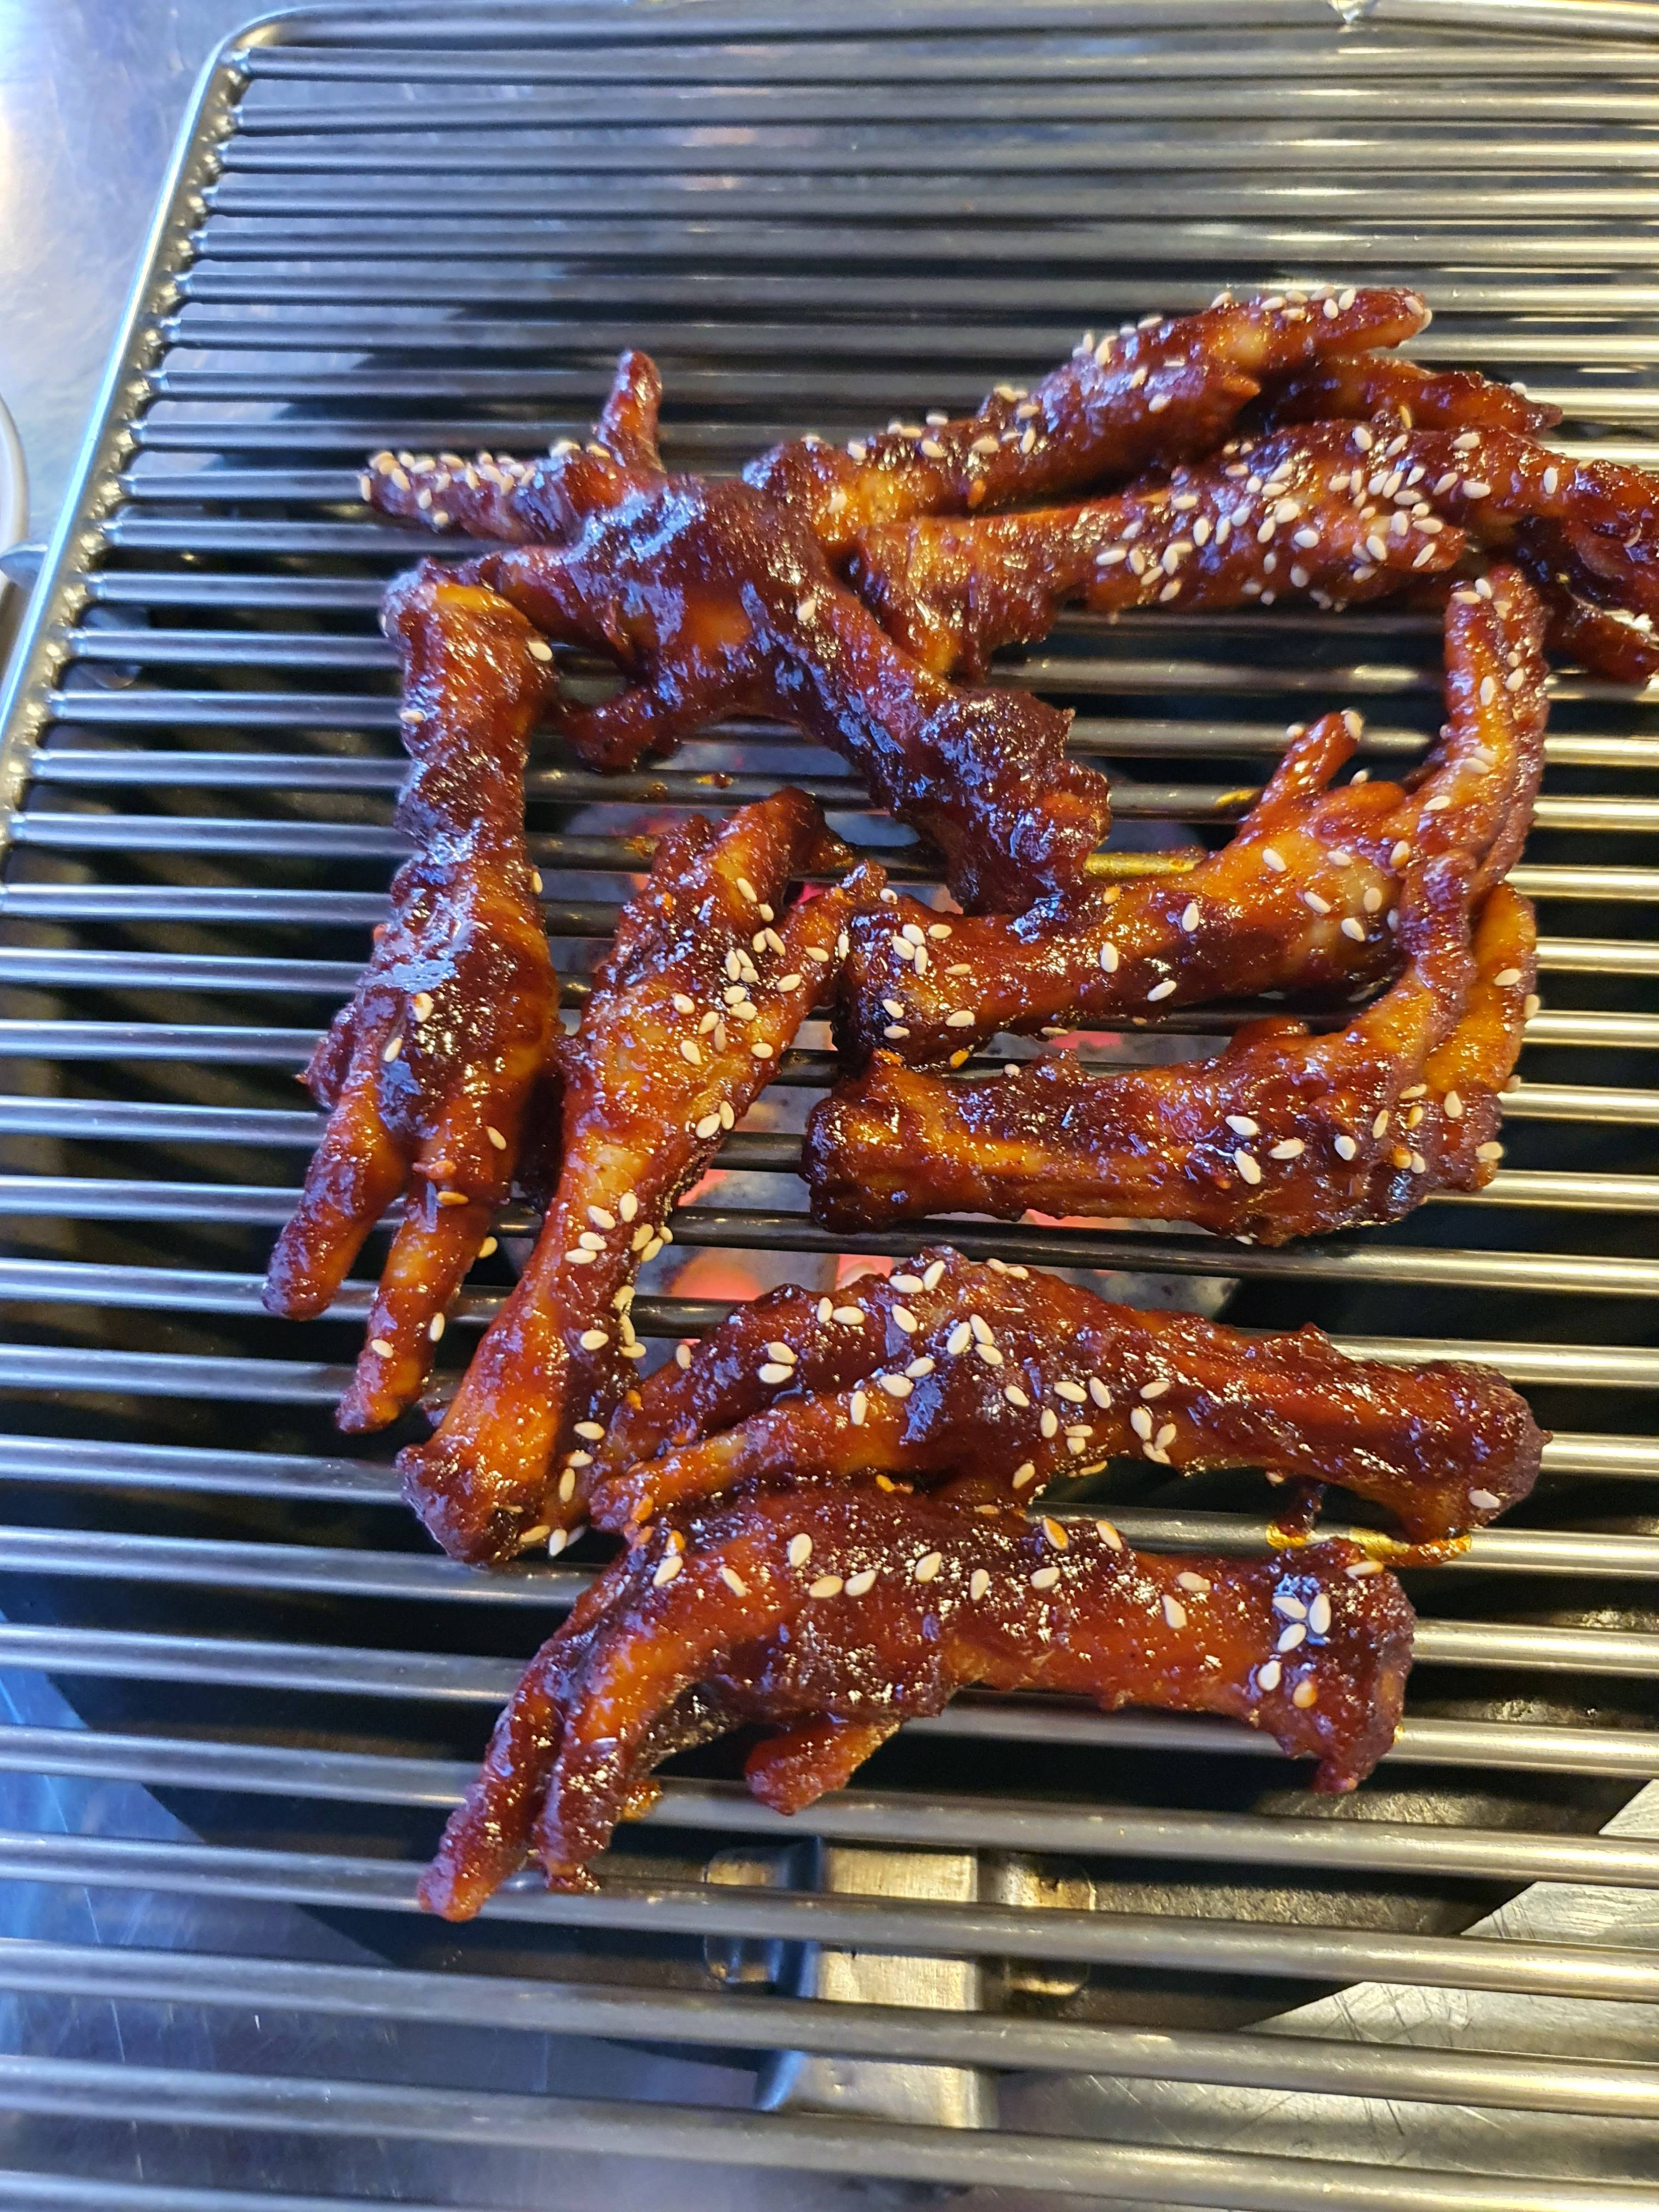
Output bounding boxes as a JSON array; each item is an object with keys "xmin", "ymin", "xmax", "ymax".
[{"xmin": 0, "ymin": 2, "xmax": 1655, "ymax": 2204}]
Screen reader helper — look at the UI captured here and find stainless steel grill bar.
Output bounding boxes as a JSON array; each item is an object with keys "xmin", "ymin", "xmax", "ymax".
[
  {"xmin": 6, "ymin": 1730, "xmax": 1659, "ymax": 1895},
  {"xmin": 212, "ymin": 133, "xmax": 1659, "ymax": 177},
  {"xmin": 227, "ymin": 85, "xmax": 1659, "ymax": 128},
  {"xmin": 7, "ymin": 1522, "xmax": 1659, "ymax": 1635},
  {"xmin": 1, "ymin": 1182, "xmax": 1652, "ymax": 1301},
  {"xmin": 1, "ymin": 1829, "xmax": 1656, "ymax": 2004},
  {"xmin": 2, "ymin": 2050, "xmax": 1654, "ymax": 2212},
  {"xmin": 171, "ymin": 217, "xmax": 1659, "ymax": 272},
  {"xmin": 2, "ymin": 1934, "xmax": 1656, "ymax": 2122},
  {"xmin": 9, "ymin": 805, "xmax": 1655, "ymax": 908},
  {"xmin": 3, "ymin": 1622, "xmax": 1654, "ymax": 1779},
  {"xmin": 0, "ymin": 1413, "xmax": 1644, "ymax": 1493},
  {"xmin": 46, "ymin": 685, "xmax": 1659, "ymax": 775},
  {"xmin": 232, "ymin": 33, "xmax": 1659, "ymax": 84}
]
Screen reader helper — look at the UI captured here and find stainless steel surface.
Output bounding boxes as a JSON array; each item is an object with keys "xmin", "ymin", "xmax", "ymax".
[{"xmin": 0, "ymin": 1, "xmax": 1654, "ymax": 2205}]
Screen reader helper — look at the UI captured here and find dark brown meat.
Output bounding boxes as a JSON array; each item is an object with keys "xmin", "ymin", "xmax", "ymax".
[
  {"xmin": 744, "ymin": 286, "xmax": 1431, "ymax": 557},
  {"xmin": 399, "ymin": 790, "xmax": 875, "ymax": 1567},
  {"xmin": 1250, "ymin": 352, "xmax": 1562, "ymax": 438},
  {"xmin": 847, "ymin": 421, "xmax": 1465, "ymax": 679},
  {"xmin": 586, "ymin": 1245, "xmax": 1543, "ymax": 1544},
  {"xmin": 365, "ymin": 351, "xmax": 1108, "ymax": 913},
  {"xmin": 810, "ymin": 867, "xmax": 1534, "ymax": 1247},
  {"xmin": 262, "ymin": 572, "xmax": 558, "ymax": 1430},
  {"xmin": 419, "ymin": 1489, "xmax": 1415, "ymax": 1915},
  {"xmin": 837, "ymin": 560, "xmax": 1544, "ymax": 1068}
]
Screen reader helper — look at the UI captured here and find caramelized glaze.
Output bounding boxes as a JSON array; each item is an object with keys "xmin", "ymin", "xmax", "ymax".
[
  {"xmin": 262, "ymin": 572, "xmax": 558, "ymax": 1429},
  {"xmin": 419, "ymin": 1491, "xmax": 1414, "ymax": 1914},
  {"xmin": 588, "ymin": 1244, "xmax": 1544, "ymax": 1544},
  {"xmin": 838, "ymin": 569, "xmax": 1543, "ymax": 1068},
  {"xmin": 398, "ymin": 789, "xmax": 876, "ymax": 1566}
]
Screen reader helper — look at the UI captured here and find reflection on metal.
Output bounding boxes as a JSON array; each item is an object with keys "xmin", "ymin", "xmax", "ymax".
[{"xmin": 759, "ymin": 1846, "xmax": 995, "ymax": 2133}]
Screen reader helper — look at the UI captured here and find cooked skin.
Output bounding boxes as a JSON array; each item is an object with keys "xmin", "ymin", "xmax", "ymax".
[
  {"xmin": 1250, "ymin": 352, "xmax": 1561, "ymax": 439},
  {"xmin": 262, "ymin": 572, "xmax": 558, "ymax": 1429},
  {"xmin": 847, "ymin": 421, "xmax": 1466, "ymax": 679},
  {"xmin": 1508, "ymin": 532, "xmax": 1659, "ymax": 686},
  {"xmin": 586, "ymin": 1246, "xmax": 1543, "ymax": 1544},
  {"xmin": 417, "ymin": 1491, "xmax": 1415, "ymax": 1914},
  {"xmin": 1322, "ymin": 419, "xmax": 1659, "ymax": 631},
  {"xmin": 398, "ymin": 789, "xmax": 876, "ymax": 1567},
  {"xmin": 837, "ymin": 566, "xmax": 1545, "ymax": 1068},
  {"xmin": 811, "ymin": 567, "xmax": 1541, "ymax": 1245},
  {"xmin": 744, "ymin": 286, "xmax": 1431, "ymax": 559},
  {"xmin": 365, "ymin": 351, "xmax": 1107, "ymax": 913},
  {"xmin": 810, "ymin": 854, "xmax": 1534, "ymax": 1246}
]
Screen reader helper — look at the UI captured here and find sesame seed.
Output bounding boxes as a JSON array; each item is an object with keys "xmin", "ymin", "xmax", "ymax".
[
  {"xmin": 1233, "ymin": 1149, "xmax": 1262, "ymax": 1184},
  {"xmin": 976, "ymin": 1341, "xmax": 1004, "ymax": 1367},
  {"xmin": 1039, "ymin": 1408, "xmax": 1059, "ymax": 1440},
  {"xmin": 946, "ymin": 1322, "xmax": 973, "ymax": 1356},
  {"xmin": 1131, "ymin": 1406, "xmax": 1153, "ymax": 1441},
  {"xmin": 1308, "ymin": 1593, "xmax": 1333, "ymax": 1635},
  {"xmin": 848, "ymin": 1391, "xmax": 868, "ymax": 1427},
  {"xmin": 1256, "ymin": 1658, "xmax": 1282, "ymax": 1691},
  {"xmin": 1333, "ymin": 1134, "xmax": 1358, "ymax": 1161},
  {"xmin": 758, "ymin": 1363, "xmax": 792, "ymax": 1385},
  {"xmin": 1444, "ymin": 1091, "xmax": 1464, "ymax": 1120},
  {"xmin": 381, "ymin": 1035, "xmax": 402, "ymax": 1063},
  {"xmin": 1476, "ymin": 1141, "xmax": 1505, "ymax": 1162},
  {"xmin": 1162, "ymin": 1594, "xmax": 1188, "ymax": 1629},
  {"xmin": 1348, "ymin": 1558, "xmax": 1384, "ymax": 1577},
  {"xmin": 966, "ymin": 1567, "xmax": 991, "ymax": 1601},
  {"xmin": 879, "ymin": 1373, "xmax": 912, "ymax": 1399},
  {"xmin": 1492, "ymin": 967, "xmax": 1523, "ymax": 986},
  {"xmin": 368, "ymin": 1337, "xmax": 394, "ymax": 1358},
  {"xmin": 619, "ymin": 1192, "xmax": 637, "ymax": 1222},
  {"xmin": 787, "ymin": 1534, "xmax": 812, "ymax": 1568},
  {"xmin": 1147, "ymin": 978, "xmax": 1177, "ymax": 1002},
  {"xmin": 1278, "ymin": 1622, "xmax": 1307, "ymax": 1653},
  {"xmin": 1055, "ymin": 1380, "xmax": 1088, "ymax": 1404},
  {"xmin": 1031, "ymin": 1566, "xmax": 1060, "ymax": 1590},
  {"xmin": 578, "ymin": 1327, "xmax": 609, "ymax": 1352},
  {"xmin": 913, "ymin": 1551, "xmax": 943, "ymax": 1582},
  {"xmin": 653, "ymin": 1554, "xmax": 682, "ymax": 1588},
  {"xmin": 1005, "ymin": 1385, "xmax": 1030, "ymax": 1409}
]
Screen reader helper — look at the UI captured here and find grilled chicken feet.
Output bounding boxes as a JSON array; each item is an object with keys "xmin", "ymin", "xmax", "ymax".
[
  {"xmin": 420, "ymin": 1489, "xmax": 1414, "ymax": 1915},
  {"xmin": 263, "ymin": 572, "xmax": 558, "ymax": 1430}
]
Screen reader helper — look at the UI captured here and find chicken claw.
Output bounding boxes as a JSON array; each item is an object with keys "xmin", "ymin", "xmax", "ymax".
[
  {"xmin": 263, "ymin": 571, "xmax": 558, "ymax": 1430},
  {"xmin": 420, "ymin": 1489, "xmax": 1414, "ymax": 1914}
]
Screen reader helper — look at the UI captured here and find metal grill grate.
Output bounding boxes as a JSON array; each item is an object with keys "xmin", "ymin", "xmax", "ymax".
[{"xmin": 0, "ymin": 3, "xmax": 1655, "ymax": 2204}]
